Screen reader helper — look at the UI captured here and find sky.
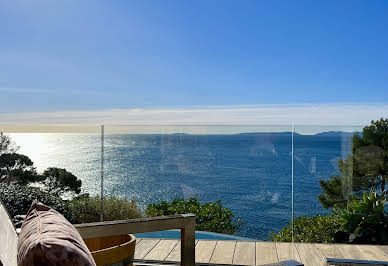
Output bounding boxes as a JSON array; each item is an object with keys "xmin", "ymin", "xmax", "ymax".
[{"xmin": 0, "ymin": 0, "xmax": 387, "ymax": 126}]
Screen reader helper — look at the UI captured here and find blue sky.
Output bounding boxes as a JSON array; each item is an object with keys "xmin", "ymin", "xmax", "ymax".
[{"xmin": 0, "ymin": 0, "xmax": 387, "ymax": 124}]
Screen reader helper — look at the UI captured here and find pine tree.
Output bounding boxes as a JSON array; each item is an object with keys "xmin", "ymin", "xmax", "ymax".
[{"xmin": 319, "ymin": 118, "xmax": 388, "ymax": 209}]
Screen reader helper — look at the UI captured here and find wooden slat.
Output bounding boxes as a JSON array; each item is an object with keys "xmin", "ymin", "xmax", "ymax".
[
  {"xmin": 276, "ymin": 242, "xmax": 301, "ymax": 262},
  {"xmin": 143, "ymin": 239, "xmax": 179, "ymax": 261},
  {"xmin": 134, "ymin": 239, "xmax": 160, "ymax": 259},
  {"xmin": 210, "ymin": 241, "xmax": 236, "ymax": 264},
  {"xmin": 165, "ymin": 240, "xmax": 181, "ymax": 262},
  {"xmin": 314, "ymin": 243, "xmax": 343, "ymax": 259},
  {"xmin": 233, "ymin": 241, "xmax": 255, "ymax": 265},
  {"xmin": 335, "ymin": 244, "xmax": 364, "ymax": 260},
  {"xmin": 195, "ymin": 240, "xmax": 217, "ymax": 264},
  {"xmin": 165, "ymin": 240, "xmax": 199, "ymax": 262},
  {"xmin": 356, "ymin": 245, "xmax": 388, "ymax": 261},
  {"xmin": 377, "ymin": 245, "xmax": 388, "ymax": 257},
  {"xmin": 256, "ymin": 241, "xmax": 279, "ymax": 265},
  {"xmin": 296, "ymin": 243, "xmax": 326, "ymax": 266}
]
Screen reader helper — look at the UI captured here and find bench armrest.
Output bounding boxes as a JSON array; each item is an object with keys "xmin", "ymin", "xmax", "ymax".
[{"xmin": 75, "ymin": 214, "xmax": 195, "ymax": 266}]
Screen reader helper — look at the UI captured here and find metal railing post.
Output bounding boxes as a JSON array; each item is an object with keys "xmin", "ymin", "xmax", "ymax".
[{"xmin": 100, "ymin": 125, "xmax": 104, "ymax": 222}]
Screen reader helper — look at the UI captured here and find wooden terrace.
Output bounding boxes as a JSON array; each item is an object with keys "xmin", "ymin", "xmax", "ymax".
[
  {"xmin": 134, "ymin": 238, "xmax": 388, "ymax": 266},
  {"xmin": 75, "ymin": 214, "xmax": 388, "ymax": 266}
]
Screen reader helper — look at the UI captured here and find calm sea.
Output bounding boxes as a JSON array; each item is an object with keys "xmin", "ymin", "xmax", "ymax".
[{"xmin": 10, "ymin": 132, "xmax": 352, "ymax": 240}]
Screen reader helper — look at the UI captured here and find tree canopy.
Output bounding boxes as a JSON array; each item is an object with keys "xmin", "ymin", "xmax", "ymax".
[
  {"xmin": 42, "ymin": 167, "xmax": 82, "ymax": 197},
  {"xmin": 0, "ymin": 153, "xmax": 42, "ymax": 184},
  {"xmin": 319, "ymin": 118, "xmax": 388, "ymax": 209},
  {"xmin": 0, "ymin": 132, "xmax": 18, "ymax": 154}
]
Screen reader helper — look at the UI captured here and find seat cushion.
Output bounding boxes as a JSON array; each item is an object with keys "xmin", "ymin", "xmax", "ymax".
[
  {"xmin": 17, "ymin": 200, "xmax": 96, "ymax": 266},
  {"xmin": 0, "ymin": 200, "xmax": 18, "ymax": 266}
]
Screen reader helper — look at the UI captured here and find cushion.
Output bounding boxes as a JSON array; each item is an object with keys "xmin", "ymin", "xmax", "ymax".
[
  {"xmin": 17, "ymin": 201, "xmax": 96, "ymax": 266},
  {"xmin": 0, "ymin": 200, "xmax": 18, "ymax": 266}
]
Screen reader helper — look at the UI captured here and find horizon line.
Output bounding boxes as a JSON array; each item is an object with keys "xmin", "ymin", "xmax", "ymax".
[{"xmin": 0, "ymin": 103, "xmax": 386, "ymax": 134}]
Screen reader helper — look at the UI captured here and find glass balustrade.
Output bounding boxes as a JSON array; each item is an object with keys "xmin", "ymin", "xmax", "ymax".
[
  {"xmin": 103, "ymin": 125, "xmax": 293, "ymax": 242},
  {"xmin": 1, "ymin": 122, "xmax": 383, "ymax": 251}
]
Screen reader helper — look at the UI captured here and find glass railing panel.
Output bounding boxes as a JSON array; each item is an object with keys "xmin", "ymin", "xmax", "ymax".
[
  {"xmin": 291, "ymin": 125, "xmax": 368, "ymax": 245},
  {"xmin": 1, "ymin": 123, "xmax": 299, "ymax": 261},
  {"xmin": 104, "ymin": 125, "xmax": 293, "ymax": 243}
]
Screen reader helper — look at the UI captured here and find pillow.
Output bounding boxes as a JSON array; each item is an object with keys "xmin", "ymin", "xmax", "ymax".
[
  {"xmin": 17, "ymin": 201, "xmax": 96, "ymax": 266},
  {"xmin": 0, "ymin": 200, "xmax": 18, "ymax": 266}
]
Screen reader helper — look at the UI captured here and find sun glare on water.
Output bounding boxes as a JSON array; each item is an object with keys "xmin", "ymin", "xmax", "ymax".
[{"xmin": 9, "ymin": 133, "xmax": 51, "ymax": 172}]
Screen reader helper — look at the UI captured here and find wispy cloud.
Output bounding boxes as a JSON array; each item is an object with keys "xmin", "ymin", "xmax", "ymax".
[
  {"xmin": 0, "ymin": 87, "xmax": 107, "ymax": 96},
  {"xmin": 0, "ymin": 87, "xmax": 54, "ymax": 94}
]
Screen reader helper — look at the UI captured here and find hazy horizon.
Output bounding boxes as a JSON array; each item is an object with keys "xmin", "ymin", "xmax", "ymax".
[{"xmin": 3, "ymin": 125, "xmax": 364, "ymax": 135}]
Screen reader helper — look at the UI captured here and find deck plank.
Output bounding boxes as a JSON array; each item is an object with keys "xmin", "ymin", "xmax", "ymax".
[
  {"xmin": 134, "ymin": 239, "xmax": 160, "ymax": 260},
  {"xmin": 256, "ymin": 241, "xmax": 279, "ymax": 265},
  {"xmin": 314, "ymin": 243, "xmax": 343, "ymax": 259},
  {"xmin": 296, "ymin": 243, "xmax": 325, "ymax": 266},
  {"xmin": 233, "ymin": 241, "xmax": 255, "ymax": 265},
  {"xmin": 377, "ymin": 245, "xmax": 388, "ymax": 257},
  {"xmin": 143, "ymin": 239, "xmax": 179, "ymax": 261},
  {"xmin": 164, "ymin": 240, "xmax": 181, "ymax": 262},
  {"xmin": 356, "ymin": 245, "xmax": 388, "ymax": 261},
  {"xmin": 335, "ymin": 244, "xmax": 365, "ymax": 260},
  {"xmin": 276, "ymin": 242, "xmax": 301, "ymax": 262},
  {"xmin": 196, "ymin": 240, "xmax": 217, "ymax": 264},
  {"xmin": 165, "ymin": 240, "xmax": 199, "ymax": 262},
  {"xmin": 210, "ymin": 241, "xmax": 236, "ymax": 264},
  {"xmin": 135, "ymin": 238, "xmax": 388, "ymax": 265}
]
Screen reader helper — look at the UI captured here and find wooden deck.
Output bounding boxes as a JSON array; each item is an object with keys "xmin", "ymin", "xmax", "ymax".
[{"xmin": 134, "ymin": 239, "xmax": 388, "ymax": 266}]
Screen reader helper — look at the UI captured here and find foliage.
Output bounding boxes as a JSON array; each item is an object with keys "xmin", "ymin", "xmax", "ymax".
[
  {"xmin": 146, "ymin": 197, "xmax": 241, "ymax": 235},
  {"xmin": 270, "ymin": 214, "xmax": 340, "ymax": 243},
  {"xmin": 0, "ymin": 132, "xmax": 18, "ymax": 154},
  {"xmin": 319, "ymin": 118, "xmax": 388, "ymax": 209},
  {"xmin": 0, "ymin": 183, "xmax": 75, "ymax": 223},
  {"xmin": 335, "ymin": 190, "xmax": 388, "ymax": 244},
  {"xmin": 70, "ymin": 194, "xmax": 143, "ymax": 223},
  {"xmin": 272, "ymin": 191, "xmax": 388, "ymax": 244},
  {"xmin": 0, "ymin": 153, "xmax": 42, "ymax": 184},
  {"xmin": 0, "ymin": 154, "xmax": 82, "ymax": 198},
  {"xmin": 41, "ymin": 167, "xmax": 82, "ymax": 197},
  {"xmin": 318, "ymin": 175, "xmax": 348, "ymax": 209}
]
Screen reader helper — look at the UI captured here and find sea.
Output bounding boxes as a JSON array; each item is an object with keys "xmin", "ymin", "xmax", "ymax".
[{"xmin": 9, "ymin": 132, "xmax": 355, "ymax": 240}]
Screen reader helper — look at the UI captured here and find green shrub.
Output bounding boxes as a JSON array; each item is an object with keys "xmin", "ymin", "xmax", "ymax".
[
  {"xmin": 272, "ymin": 192, "xmax": 388, "ymax": 244},
  {"xmin": 0, "ymin": 183, "xmax": 75, "ymax": 223},
  {"xmin": 270, "ymin": 214, "xmax": 340, "ymax": 243},
  {"xmin": 70, "ymin": 194, "xmax": 143, "ymax": 223},
  {"xmin": 146, "ymin": 197, "xmax": 241, "ymax": 235},
  {"xmin": 335, "ymin": 190, "xmax": 388, "ymax": 244}
]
